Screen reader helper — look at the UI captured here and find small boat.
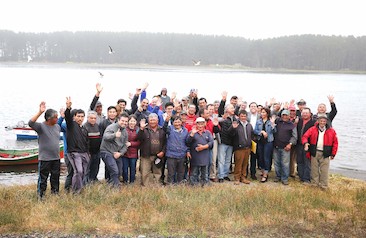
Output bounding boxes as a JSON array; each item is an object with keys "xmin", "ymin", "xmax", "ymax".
[
  {"xmin": 5, "ymin": 121, "xmax": 63, "ymax": 140},
  {"xmin": 0, "ymin": 144, "xmax": 64, "ymax": 166}
]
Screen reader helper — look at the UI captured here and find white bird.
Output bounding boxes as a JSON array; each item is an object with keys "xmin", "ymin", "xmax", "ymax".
[
  {"xmin": 192, "ymin": 59, "xmax": 201, "ymax": 66},
  {"xmin": 98, "ymin": 72, "xmax": 104, "ymax": 78},
  {"xmin": 27, "ymin": 55, "xmax": 32, "ymax": 63},
  {"xmin": 108, "ymin": 45, "xmax": 114, "ymax": 54}
]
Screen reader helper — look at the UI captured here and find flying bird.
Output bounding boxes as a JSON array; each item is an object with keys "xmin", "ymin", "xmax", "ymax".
[
  {"xmin": 27, "ymin": 55, "xmax": 32, "ymax": 63},
  {"xmin": 192, "ymin": 59, "xmax": 201, "ymax": 66},
  {"xmin": 98, "ymin": 72, "xmax": 104, "ymax": 78},
  {"xmin": 108, "ymin": 45, "xmax": 114, "ymax": 54}
]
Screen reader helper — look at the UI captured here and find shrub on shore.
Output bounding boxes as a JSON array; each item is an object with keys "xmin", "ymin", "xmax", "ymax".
[{"xmin": 0, "ymin": 174, "xmax": 365, "ymax": 237}]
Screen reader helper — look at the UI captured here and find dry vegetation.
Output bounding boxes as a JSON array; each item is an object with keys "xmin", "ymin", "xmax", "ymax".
[{"xmin": 0, "ymin": 174, "xmax": 365, "ymax": 237}]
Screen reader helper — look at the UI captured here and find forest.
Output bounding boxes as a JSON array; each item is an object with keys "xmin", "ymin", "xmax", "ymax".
[{"xmin": 0, "ymin": 30, "xmax": 365, "ymax": 71}]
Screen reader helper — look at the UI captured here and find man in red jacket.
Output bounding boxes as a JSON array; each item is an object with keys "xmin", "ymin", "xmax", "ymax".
[{"xmin": 302, "ymin": 114, "xmax": 338, "ymax": 189}]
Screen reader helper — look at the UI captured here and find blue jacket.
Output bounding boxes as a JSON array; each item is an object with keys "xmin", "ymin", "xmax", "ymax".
[
  {"xmin": 254, "ymin": 119, "xmax": 276, "ymax": 143},
  {"xmin": 57, "ymin": 117, "xmax": 68, "ymax": 153},
  {"xmin": 164, "ymin": 123, "xmax": 189, "ymax": 159}
]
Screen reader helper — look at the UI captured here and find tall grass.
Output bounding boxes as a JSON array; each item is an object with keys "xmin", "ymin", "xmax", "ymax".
[{"xmin": 0, "ymin": 174, "xmax": 365, "ymax": 237}]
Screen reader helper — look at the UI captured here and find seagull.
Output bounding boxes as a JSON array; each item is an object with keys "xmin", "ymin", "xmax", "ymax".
[
  {"xmin": 27, "ymin": 55, "xmax": 32, "ymax": 63},
  {"xmin": 98, "ymin": 72, "xmax": 104, "ymax": 78},
  {"xmin": 108, "ymin": 45, "xmax": 114, "ymax": 54},
  {"xmin": 192, "ymin": 59, "xmax": 201, "ymax": 66}
]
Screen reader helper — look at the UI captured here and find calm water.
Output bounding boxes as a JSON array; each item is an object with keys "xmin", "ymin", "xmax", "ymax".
[{"xmin": 1, "ymin": 63, "xmax": 365, "ymax": 185}]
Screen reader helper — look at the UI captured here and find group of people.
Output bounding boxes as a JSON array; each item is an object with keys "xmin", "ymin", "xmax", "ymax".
[{"xmin": 29, "ymin": 82, "xmax": 338, "ymax": 199}]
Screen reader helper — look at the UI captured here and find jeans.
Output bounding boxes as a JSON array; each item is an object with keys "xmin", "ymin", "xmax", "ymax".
[
  {"xmin": 190, "ymin": 165, "xmax": 209, "ymax": 186},
  {"xmin": 88, "ymin": 152, "xmax": 101, "ymax": 182},
  {"xmin": 258, "ymin": 142, "xmax": 273, "ymax": 173},
  {"xmin": 100, "ymin": 151, "xmax": 120, "ymax": 187},
  {"xmin": 217, "ymin": 144, "xmax": 233, "ymax": 179},
  {"xmin": 296, "ymin": 145, "xmax": 311, "ymax": 182},
  {"xmin": 122, "ymin": 157, "xmax": 138, "ymax": 183},
  {"xmin": 273, "ymin": 147, "xmax": 290, "ymax": 182}
]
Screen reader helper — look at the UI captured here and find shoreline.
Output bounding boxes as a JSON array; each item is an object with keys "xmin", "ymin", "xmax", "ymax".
[{"xmin": 330, "ymin": 168, "xmax": 366, "ymax": 181}]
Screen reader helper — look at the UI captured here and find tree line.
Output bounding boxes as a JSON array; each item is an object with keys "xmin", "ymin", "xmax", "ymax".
[{"xmin": 0, "ymin": 30, "xmax": 365, "ymax": 71}]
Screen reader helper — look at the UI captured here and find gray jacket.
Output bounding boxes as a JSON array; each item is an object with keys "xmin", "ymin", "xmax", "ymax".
[{"xmin": 100, "ymin": 122, "xmax": 128, "ymax": 156}]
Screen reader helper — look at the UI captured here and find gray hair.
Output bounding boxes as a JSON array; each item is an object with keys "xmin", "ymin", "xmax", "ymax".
[
  {"xmin": 44, "ymin": 109, "xmax": 58, "ymax": 121},
  {"xmin": 87, "ymin": 110, "xmax": 98, "ymax": 117},
  {"xmin": 225, "ymin": 104, "xmax": 234, "ymax": 113},
  {"xmin": 148, "ymin": 113, "xmax": 158, "ymax": 119}
]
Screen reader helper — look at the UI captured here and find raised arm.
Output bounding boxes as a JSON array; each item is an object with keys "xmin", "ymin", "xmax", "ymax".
[{"xmin": 90, "ymin": 83, "xmax": 103, "ymax": 111}]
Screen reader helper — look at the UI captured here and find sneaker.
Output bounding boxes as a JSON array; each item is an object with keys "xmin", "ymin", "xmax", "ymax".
[
  {"xmin": 224, "ymin": 177, "xmax": 231, "ymax": 181},
  {"xmin": 282, "ymin": 180, "xmax": 289, "ymax": 185}
]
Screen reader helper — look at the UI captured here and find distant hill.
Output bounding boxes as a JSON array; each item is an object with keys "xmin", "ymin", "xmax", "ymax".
[{"xmin": 0, "ymin": 30, "xmax": 365, "ymax": 71}]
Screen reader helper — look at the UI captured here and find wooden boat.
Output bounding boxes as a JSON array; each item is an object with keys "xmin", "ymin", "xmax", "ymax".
[
  {"xmin": 0, "ymin": 144, "xmax": 64, "ymax": 166},
  {"xmin": 5, "ymin": 121, "xmax": 63, "ymax": 140}
]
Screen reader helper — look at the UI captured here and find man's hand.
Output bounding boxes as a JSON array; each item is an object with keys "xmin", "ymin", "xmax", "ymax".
[
  {"xmin": 140, "ymin": 118, "xmax": 147, "ymax": 130},
  {"xmin": 157, "ymin": 151, "xmax": 164, "ymax": 158},
  {"xmin": 304, "ymin": 143, "xmax": 309, "ymax": 151},
  {"xmin": 59, "ymin": 108, "xmax": 65, "ymax": 118},
  {"xmin": 113, "ymin": 152, "xmax": 121, "ymax": 159},
  {"xmin": 96, "ymin": 83, "xmax": 103, "ymax": 96},
  {"xmin": 284, "ymin": 143, "xmax": 292, "ymax": 151},
  {"xmin": 221, "ymin": 91, "xmax": 228, "ymax": 100},
  {"xmin": 39, "ymin": 101, "xmax": 46, "ymax": 113},
  {"xmin": 115, "ymin": 128, "xmax": 121, "ymax": 138},
  {"xmin": 66, "ymin": 96, "xmax": 72, "ymax": 109},
  {"xmin": 328, "ymin": 95, "xmax": 335, "ymax": 103}
]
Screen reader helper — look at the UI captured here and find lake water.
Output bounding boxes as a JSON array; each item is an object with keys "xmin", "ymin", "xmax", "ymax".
[{"xmin": 1, "ymin": 63, "xmax": 365, "ymax": 185}]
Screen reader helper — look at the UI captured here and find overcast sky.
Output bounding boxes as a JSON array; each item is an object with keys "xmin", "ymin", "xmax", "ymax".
[{"xmin": 1, "ymin": 0, "xmax": 365, "ymax": 39}]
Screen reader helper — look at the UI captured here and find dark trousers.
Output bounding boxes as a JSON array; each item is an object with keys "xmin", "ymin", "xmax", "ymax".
[
  {"xmin": 122, "ymin": 157, "xmax": 138, "ymax": 183},
  {"xmin": 88, "ymin": 152, "xmax": 101, "ymax": 182},
  {"xmin": 167, "ymin": 157, "xmax": 185, "ymax": 184},
  {"xmin": 100, "ymin": 151, "xmax": 120, "ymax": 187},
  {"xmin": 64, "ymin": 154, "xmax": 73, "ymax": 191},
  {"xmin": 37, "ymin": 160, "xmax": 60, "ymax": 198}
]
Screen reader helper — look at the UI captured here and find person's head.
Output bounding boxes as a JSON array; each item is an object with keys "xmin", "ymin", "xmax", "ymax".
[
  {"xmin": 128, "ymin": 114, "xmax": 138, "ymax": 129},
  {"xmin": 117, "ymin": 99, "xmax": 127, "ymax": 111},
  {"xmin": 95, "ymin": 101, "xmax": 103, "ymax": 115},
  {"xmin": 107, "ymin": 106, "xmax": 117, "ymax": 120},
  {"xmin": 207, "ymin": 104, "xmax": 214, "ymax": 116},
  {"xmin": 317, "ymin": 103, "xmax": 327, "ymax": 114},
  {"xmin": 198, "ymin": 97, "xmax": 207, "ymax": 109},
  {"xmin": 148, "ymin": 113, "xmax": 159, "ymax": 129},
  {"xmin": 261, "ymin": 107, "xmax": 270, "ymax": 120},
  {"xmin": 87, "ymin": 110, "xmax": 98, "ymax": 125},
  {"xmin": 195, "ymin": 117, "xmax": 206, "ymax": 131},
  {"xmin": 213, "ymin": 100, "xmax": 220, "ymax": 112},
  {"xmin": 188, "ymin": 104, "xmax": 196, "ymax": 115},
  {"xmin": 297, "ymin": 99, "xmax": 307, "ymax": 111},
  {"xmin": 257, "ymin": 105, "xmax": 263, "ymax": 114},
  {"xmin": 238, "ymin": 110, "xmax": 248, "ymax": 122},
  {"xmin": 150, "ymin": 96, "xmax": 160, "ymax": 107},
  {"xmin": 281, "ymin": 110, "xmax": 290, "ymax": 122},
  {"xmin": 180, "ymin": 110, "xmax": 187, "ymax": 123},
  {"xmin": 225, "ymin": 104, "xmax": 235, "ymax": 116},
  {"xmin": 230, "ymin": 96, "xmax": 238, "ymax": 106},
  {"xmin": 44, "ymin": 109, "xmax": 58, "ymax": 125},
  {"xmin": 165, "ymin": 102, "xmax": 174, "ymax": 115},
  {"xmin": 317, "ymin": 114, "xmax": 328, "ymax": 127},
  {"xmin": 273, "ymin": 102, "xmax": 281, "ymax": 111},
  {"xmin": 161, "ymin": 88, "xmax": 168, "ymax": 96},
  {"xmin": 288, "ymin": 105, "xmax": 297, "ymax": 119},
  {"xmin": 181, "ymin": 97, "xmax": 189, "ymax": 106},
  {"xmin": 249, "ymin": 102, "xmax": 258, "ymax": 114},
  {"xmin": 240, "ymin": 101, "xmax": 247, "ymax": 111},
  {"xmin": 141, "ymin": 98, "xmax": 149, "ymax": 110},
  {"xmin": 74, "ymin": 109, "xmax": 85, "ymax": 126},
  {"xmin": 172, "ymin": 116, "xmax": 183, "ymax": 130},
  {"xmin": 199, "ymin": 108, "xmax": 210, "ymax": 120},
  {"xmin": 118, "ymin": 113, "xmax": 129, "ymax": 129},
  {"xmin": 301, "ymin": 107, "xmax": 312, "ymax": 120}
]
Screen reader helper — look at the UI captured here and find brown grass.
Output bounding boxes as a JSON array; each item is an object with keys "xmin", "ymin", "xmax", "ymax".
[{"xmin": 0, "ymin": 174, "xmax": 365, "ymax": 237}]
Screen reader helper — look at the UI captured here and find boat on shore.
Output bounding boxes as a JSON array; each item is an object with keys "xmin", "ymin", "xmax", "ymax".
[
  {"xmin": 5, "ymin": 121, "xmax": 63, "ymax": 140},
  {"xmin": 0, "ymin": 144, "xmax": 64, "ymax": 166}
]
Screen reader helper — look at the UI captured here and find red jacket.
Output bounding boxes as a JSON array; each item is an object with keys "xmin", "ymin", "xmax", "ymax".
[
  {"xmin": 302, "ymin": 125, "xmax": 338, "ymax": 158},
  {"xmin": 124, "ymin": 126, "xmax": 141, "ymax": 158}
]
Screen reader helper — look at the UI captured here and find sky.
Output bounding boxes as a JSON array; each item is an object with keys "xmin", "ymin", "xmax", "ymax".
[{"xmin": 1, "ymin": 0, "xmax": 365, "ymax": 39}]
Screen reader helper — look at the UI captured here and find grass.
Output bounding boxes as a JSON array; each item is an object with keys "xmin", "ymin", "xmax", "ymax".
[{"xmin": 0, "ymin": 174, "xmax": 365, "ymax": 237}]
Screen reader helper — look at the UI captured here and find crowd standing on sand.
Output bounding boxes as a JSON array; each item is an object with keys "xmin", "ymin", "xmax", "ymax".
[{"xmin": 29, "ymin": 82, "xmax": 338, "ymax": 199}]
